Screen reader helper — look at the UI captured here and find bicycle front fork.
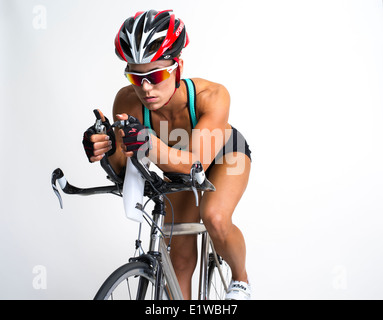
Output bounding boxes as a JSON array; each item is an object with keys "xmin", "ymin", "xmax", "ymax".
[
  {"xmin": 198, "ymin": 232, "xmax": 210, "ymax": 300},
  {"xmin": 148, "ymin": 196, "xmax": 184, "ymax": 300}
]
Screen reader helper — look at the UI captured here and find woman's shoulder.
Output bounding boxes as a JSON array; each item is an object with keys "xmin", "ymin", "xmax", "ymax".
[
  {"xmin": 114, "ymin": 85, "xmax": 138, "ymax": 103},
  {"xmin": 112, "ymin": 85, "xmax": 142, "ymax": 121},
  {"xmin": 190, "ymin": 78, "xmax": 229, "ymax": 93},
  {"xmin": 190, "ymin": 78, "xmax": 230, "ymax": 111}
]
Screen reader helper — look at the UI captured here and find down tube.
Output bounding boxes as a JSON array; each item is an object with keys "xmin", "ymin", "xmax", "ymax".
[{"xmin": 159, "ymin": 240, "xmax": 184, "ymax": 300}]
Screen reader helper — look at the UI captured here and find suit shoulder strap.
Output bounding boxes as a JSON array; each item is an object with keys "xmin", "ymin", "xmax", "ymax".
[
  {"xmin": 183, "ymin": 79, "xmax": 198, "ymax": 129},
  {"xmin": 142, "ymin": 105, "xmax": 152, "ymax": 129}
]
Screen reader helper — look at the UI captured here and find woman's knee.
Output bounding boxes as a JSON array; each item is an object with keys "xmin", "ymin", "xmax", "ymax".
[
  {"xmin": 202, "ymin": 206, "xmax": 232, "ymax": 243},
  {"xmin": 170, "ymin": 236, "xmax": 198, "ymax": 275}
]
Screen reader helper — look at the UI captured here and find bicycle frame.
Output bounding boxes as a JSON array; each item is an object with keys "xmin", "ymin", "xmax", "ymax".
[
  {"xmin": 146, "ymin": 196, "xmax": 226, "ymax": 300},
  {"xmin": 161, "ymin": 227, "xmax": 211, "ymax": 300},
  {"xmin": 52, "ymin": 163, "xmax": 228, "ymax": 300}
]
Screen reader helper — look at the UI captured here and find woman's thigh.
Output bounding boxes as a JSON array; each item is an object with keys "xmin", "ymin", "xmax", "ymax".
[{"xmin": 200, "ymin": 152, "xmax": 251, "ymax": 233}]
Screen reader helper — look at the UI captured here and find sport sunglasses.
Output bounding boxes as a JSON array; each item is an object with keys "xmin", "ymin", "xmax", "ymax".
[{"xmin": 124, "ymin": 62, "xmax": 178, "ymax": 86}]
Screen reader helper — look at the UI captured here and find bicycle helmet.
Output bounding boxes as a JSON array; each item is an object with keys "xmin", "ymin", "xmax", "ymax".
[{"xmin": 115, "ymin": 9, "xmax": 189, "ymax": 64}]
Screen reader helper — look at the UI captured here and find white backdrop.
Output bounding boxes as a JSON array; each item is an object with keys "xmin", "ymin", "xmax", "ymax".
[{"xmin": 1, "ymin": 0, "xmax": 382, "ymax": 300}]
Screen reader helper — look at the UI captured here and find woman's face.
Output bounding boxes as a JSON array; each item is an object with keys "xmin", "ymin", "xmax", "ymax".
[{"xmin": 126, "ymin": 59, "xmax": 182, "ymax": 110}]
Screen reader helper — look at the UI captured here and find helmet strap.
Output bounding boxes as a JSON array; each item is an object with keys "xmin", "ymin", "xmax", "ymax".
[
  {"xmin": 164, "ymin": 57, "xmax": 181, "ymax": 106},
  {"xmin": 164, "ymin": 87, "xmax": 177, "ymax": 106},
  {"xmin": 174, "ymin": 57, "xmax": 181, "ymax": 89}
]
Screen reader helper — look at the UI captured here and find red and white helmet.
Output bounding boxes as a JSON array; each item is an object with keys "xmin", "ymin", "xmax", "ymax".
[{"xmin": 115, "ymin": 10, "xmax": 189, "ymax": 64}]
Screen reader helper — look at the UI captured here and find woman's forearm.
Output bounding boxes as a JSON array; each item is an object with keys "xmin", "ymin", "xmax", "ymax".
[{"xmin": 149, "ymin": 135, "xmax": 199, "ymax": 174}]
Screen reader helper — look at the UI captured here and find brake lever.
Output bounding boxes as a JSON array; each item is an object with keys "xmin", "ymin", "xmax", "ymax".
[
  {"xmin": 112, "ymin": 115, "xmax": 140, "ymax": 129},
  {"xmin": 93, "ymin": 109, "xmax": 106, "ymax": 134},
  {"xmin": 190, "ymin": 161, "xmax": 205, "ymax": 207},
  {"xmin": 51, "ymin": 168, "xmax": 66, "ymax": 209},
  {"xmin": 112, "ymin": 120, "xmax": 126, "ymax": 129}
]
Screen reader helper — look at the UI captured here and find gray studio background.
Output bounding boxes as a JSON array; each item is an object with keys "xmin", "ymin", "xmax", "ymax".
[{"xmin": 1, "ymin": 0, "xmax": 382, "ymax": 299}]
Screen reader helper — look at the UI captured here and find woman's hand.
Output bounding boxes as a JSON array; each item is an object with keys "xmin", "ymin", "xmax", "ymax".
[
  {"xmin": 82, "ymin": 109, "xmax": 115, "ymax": 163},
  {"xmin": 116, "ymin": 113, "xmax": 133, "ymax": 159},
  {"xmin": 116, "ymin": 113, "xmax": 150, "ymax": 159}
]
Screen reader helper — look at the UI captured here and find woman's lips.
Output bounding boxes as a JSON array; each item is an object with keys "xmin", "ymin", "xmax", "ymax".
[{"xmin": 144, "ymin": 96, "xmax": 158, "ymax": 103}]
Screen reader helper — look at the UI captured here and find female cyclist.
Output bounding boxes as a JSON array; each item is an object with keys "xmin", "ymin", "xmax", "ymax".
[{"xmin": 82, "ymin": 9, "xmax": 252, "ymax": 300}]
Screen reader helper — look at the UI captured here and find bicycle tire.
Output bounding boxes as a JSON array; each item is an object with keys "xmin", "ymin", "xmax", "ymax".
[{"xmin": 94, "ymin": 261, "xmax": 169, "ymax": 300}]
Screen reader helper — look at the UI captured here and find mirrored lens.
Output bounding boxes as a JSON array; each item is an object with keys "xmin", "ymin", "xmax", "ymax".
[
  {"xmin": 125, "ymin": 69, "xmax": 172, "ymax": 86},
  {"xmin": 125, "ymin": 73, "xmax": 142, "ymax": 86},
  {"xmin": 148, "ymin": 70, "xmax": 171, "ymax": 84}
]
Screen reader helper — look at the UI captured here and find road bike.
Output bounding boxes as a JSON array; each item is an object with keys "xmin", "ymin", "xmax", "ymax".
[{"xmin": 51, "ymin": 155, "xmax": 232, "ymax": 300}]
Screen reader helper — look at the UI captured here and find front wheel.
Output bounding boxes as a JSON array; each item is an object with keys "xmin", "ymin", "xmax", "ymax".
[
  {"xmin": 94, "ymin": 262, "xmax": 169, "ymax": 300},
  {"xmin": 207, "ymin": 254, "xmax": 232, "ymax": 300}
]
